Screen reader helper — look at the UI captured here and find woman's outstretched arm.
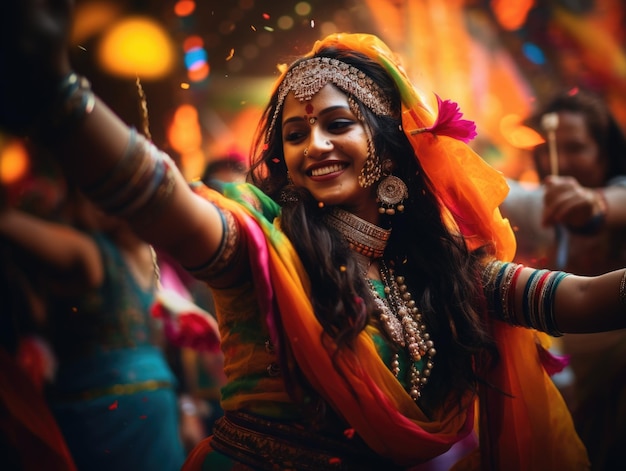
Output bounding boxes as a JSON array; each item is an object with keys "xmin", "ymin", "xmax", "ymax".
[
  {"xmin": 0, "ymin": 0, "xmax": 227, "ymax": 271},
  {"xmin": 484, "ymin": 261, "xmax": 626, "ymax": 334}
]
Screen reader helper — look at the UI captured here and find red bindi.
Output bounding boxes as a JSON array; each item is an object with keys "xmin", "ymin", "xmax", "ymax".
[{"xmin": 305, "ymin": 103, "xmax": 314, "ymax": 114}]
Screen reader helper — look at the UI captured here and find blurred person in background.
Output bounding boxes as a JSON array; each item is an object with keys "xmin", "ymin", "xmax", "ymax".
[
  {"xmin": 0, "ymin": 173, "xmax": 77, "ymax": 471},
  {"xmin": 501, "ymin": 88, "xmax": 626, "ymax": 470},
  {"xmin": 0, "ymin": 177, "xmax": 187, "ymax": 471}
]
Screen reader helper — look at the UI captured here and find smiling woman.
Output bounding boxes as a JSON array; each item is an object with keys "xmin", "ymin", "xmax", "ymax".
[
  {"xmin": 4, "ymin": 2, "xmax": 626, "ymax": 469},
  {"xmin": 281, "ymin": 85, "xmax": 372, "ymax": 215}
]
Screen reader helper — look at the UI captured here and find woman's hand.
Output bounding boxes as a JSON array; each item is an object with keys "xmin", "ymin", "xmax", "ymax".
[
  {"xmin": 541, "ymin": 175, "xmax": 606, "ymax": 232},
  {"xmin": 0, "ymin": 0, "xmax": 74, "ymax": 134}
]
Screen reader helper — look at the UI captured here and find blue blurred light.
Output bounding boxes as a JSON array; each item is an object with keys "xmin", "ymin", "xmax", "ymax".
[
  {"xmin": 522, "ymin": 43, "xmax": 545, "ymax": 65},
  {"xmin": 184, "ymin": 46, "xmax": 207, "ymax": 69}
]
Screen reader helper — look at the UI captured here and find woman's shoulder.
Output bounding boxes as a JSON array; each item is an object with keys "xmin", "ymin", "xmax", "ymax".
[{"xmin": 190, "ymin": 181, "xmax": 281, "ymax": 223}]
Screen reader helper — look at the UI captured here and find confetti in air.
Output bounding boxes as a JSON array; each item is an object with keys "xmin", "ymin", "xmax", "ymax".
[
  {"xmin": 226, "ymin": 48, "xmax": 235, "ymax": 60},
  {"xmin": 251, "ymin": 25, "xmax": 257, "ymax": 31},
  {"xmin": 108, "ymin": 400, "xmax": 119, "ymax": 410}
]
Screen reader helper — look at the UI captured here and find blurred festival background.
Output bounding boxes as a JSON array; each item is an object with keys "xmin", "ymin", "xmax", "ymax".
[{"xmin": 1, "ymin": 0, "xmax": 625, "ymax": 196}]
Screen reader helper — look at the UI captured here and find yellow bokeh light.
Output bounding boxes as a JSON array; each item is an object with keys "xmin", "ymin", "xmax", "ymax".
[
  {"xmin": 295, "ymin": 2, "xmax": 312, "ymax": 16},
  {"xmin": 277, "ymin": 15, "xmax": 294, "ymax": 30},
  {"xmin": 98, "ymin": 16, "xmax": 176, "ymax": 79}
]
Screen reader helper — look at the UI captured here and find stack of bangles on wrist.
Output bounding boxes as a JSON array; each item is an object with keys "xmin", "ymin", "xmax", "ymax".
[
  {"xmin": 482, "ymin": 260, "xmax": 568, "ymax": 337},
  {"xmin": 81, "ymin": 128, "xmax": 177, "ymax": 225},
  {"xmin": 35, "ymin": 71, "xmax": 95, "ymax": 142}
]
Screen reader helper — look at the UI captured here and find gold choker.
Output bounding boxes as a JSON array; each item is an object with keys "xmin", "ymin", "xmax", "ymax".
[{"xmin": 324, "ymin": 207, "xmax": 390, "ymax": 259}]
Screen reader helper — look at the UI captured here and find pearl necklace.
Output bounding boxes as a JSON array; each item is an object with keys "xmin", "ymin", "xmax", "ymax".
[
  {"xmin": 323, "ymin": 208, "xmax": 435, "ymax": 400},
  {"xmin": 369, "ymin": 261, "xmax": 436, "ymax": 401}
]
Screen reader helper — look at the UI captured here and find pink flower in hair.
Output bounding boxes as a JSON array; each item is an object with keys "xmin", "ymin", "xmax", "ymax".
[{"xmin": 425, "ymin": 95, "xmax": 477, "ymax": 143}]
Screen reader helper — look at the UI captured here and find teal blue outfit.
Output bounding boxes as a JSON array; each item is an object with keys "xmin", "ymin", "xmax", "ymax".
[{"xmin": 47, "ymin": 233, "xmax": 186, "ymax": 471}]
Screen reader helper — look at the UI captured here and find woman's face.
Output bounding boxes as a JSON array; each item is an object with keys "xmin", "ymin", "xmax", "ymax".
[
  {"xmin": 534, "ymin": 111, "xmax": 608, "ymax": 187},
  {"xmin": 281, "ymin": 84, "xmax": 378, "ymax": 220}
]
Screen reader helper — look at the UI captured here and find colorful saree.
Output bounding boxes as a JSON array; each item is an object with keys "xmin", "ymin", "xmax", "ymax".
[{"xmin": 184, "ymin": 181, "xmax": 588, "ymax": 470}]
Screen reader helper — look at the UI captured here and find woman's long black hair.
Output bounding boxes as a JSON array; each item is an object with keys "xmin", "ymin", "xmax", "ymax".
[{"xmin": 249, "ymin": 47, "xmax": 497, "ymax": 416}]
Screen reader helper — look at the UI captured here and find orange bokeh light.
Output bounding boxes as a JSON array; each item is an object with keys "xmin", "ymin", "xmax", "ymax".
[
  {"xmin": 183, "ymin": 35, "xmax": 204, "ymax": 52},
  {"xmin": 491, "ymin": 0, "xmax": 534, "ymax": 31},
  {"xmin": 500, "ymin": 114, "xmax": 545, "ymax": 149},
  {"xmin": 174, "ymin": 0, "xmax": 196, "ymax": 17},
  {"xmin": 188, "ymin": 63, "xmax": 210, "ymax": 82},
  {"xmin": 0, "ymin": 139, "xmax": 29, "ymax": 184}
]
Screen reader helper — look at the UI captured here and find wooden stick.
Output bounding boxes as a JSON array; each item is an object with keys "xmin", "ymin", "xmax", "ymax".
[{"xmin": 541, "ymin": 112, "xmax": 559, "ymax": 176}]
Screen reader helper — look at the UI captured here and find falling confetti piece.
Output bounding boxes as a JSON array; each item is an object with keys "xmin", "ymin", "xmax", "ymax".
[
  {"xmin": 226, "ymin": 48, "xmax": 235, "ymax": 60},
  {"xmin": 329, "ymin": 457, "xmax": 342, "ymax": 465},
  {"xmin": 318, "ymin": 201, "xmax": 324, "ymax": 208},
  {"xmin": 262, "ymin": 13, "xmax": 270, "ymax": 20},
  {"xmin": 310, "ymin": 19, "xmax": 315, "ymax": 28},
  {"xmin": 264, "ymin": 26, "xmax": 274, "ymax": 32},
  {"xmin": 78, "ymin": 45, "xmax": 87, "ymax": 51},
  {"xmin": 340, "ymin": 265, "xmax": 346, "ymax": 272},
  {"xmin": 71, "ymin": 306, "xmax": 78, "ymax": 312},
  {"xmin": 251, "ymin": 25, "xmax": 257, "ymax": 31},
  {"xmin": 108, "ymin": 400, "xmax": 119, "ymax": 410},
  {"xmin": 343, "ymin": 428, "xmax": 355, "ymax": 439},
  {"xmin": 271, "ymin": 157, "xmax": 280, "ymax": 163},
  {"xmin": 180, "ymin": 82, "xmax": 190, "ymax": 89}
]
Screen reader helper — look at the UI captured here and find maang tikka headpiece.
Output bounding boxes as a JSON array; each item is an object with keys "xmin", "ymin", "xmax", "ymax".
[{"xmin": 266, "ymin": 56, "xmax": 393, "ymax": 142}]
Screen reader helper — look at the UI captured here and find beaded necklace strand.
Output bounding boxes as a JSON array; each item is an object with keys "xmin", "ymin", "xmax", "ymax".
[{"xmin": 324, "ymin": 207, "xmax": 436, "ymax": 400}]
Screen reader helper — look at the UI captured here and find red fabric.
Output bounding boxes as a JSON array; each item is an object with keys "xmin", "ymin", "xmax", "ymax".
[
  {"xmin": 0, "ymin": 348, "xmax": 77, "ymax": 471},
  {"xmin": 151, "ymin": 288, "xmax": 221, "ymax": 352}
]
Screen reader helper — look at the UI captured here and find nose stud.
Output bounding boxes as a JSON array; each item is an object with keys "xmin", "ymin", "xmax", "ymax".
[{"xmin": 304, "ymin": 141, "xmax": 331, "ymax": 157}]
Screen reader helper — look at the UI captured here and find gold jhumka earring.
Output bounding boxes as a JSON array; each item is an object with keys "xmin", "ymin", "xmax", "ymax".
[{"xmin": 376, "ymin": 159, "xmax": 408, "ymax": 215}]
